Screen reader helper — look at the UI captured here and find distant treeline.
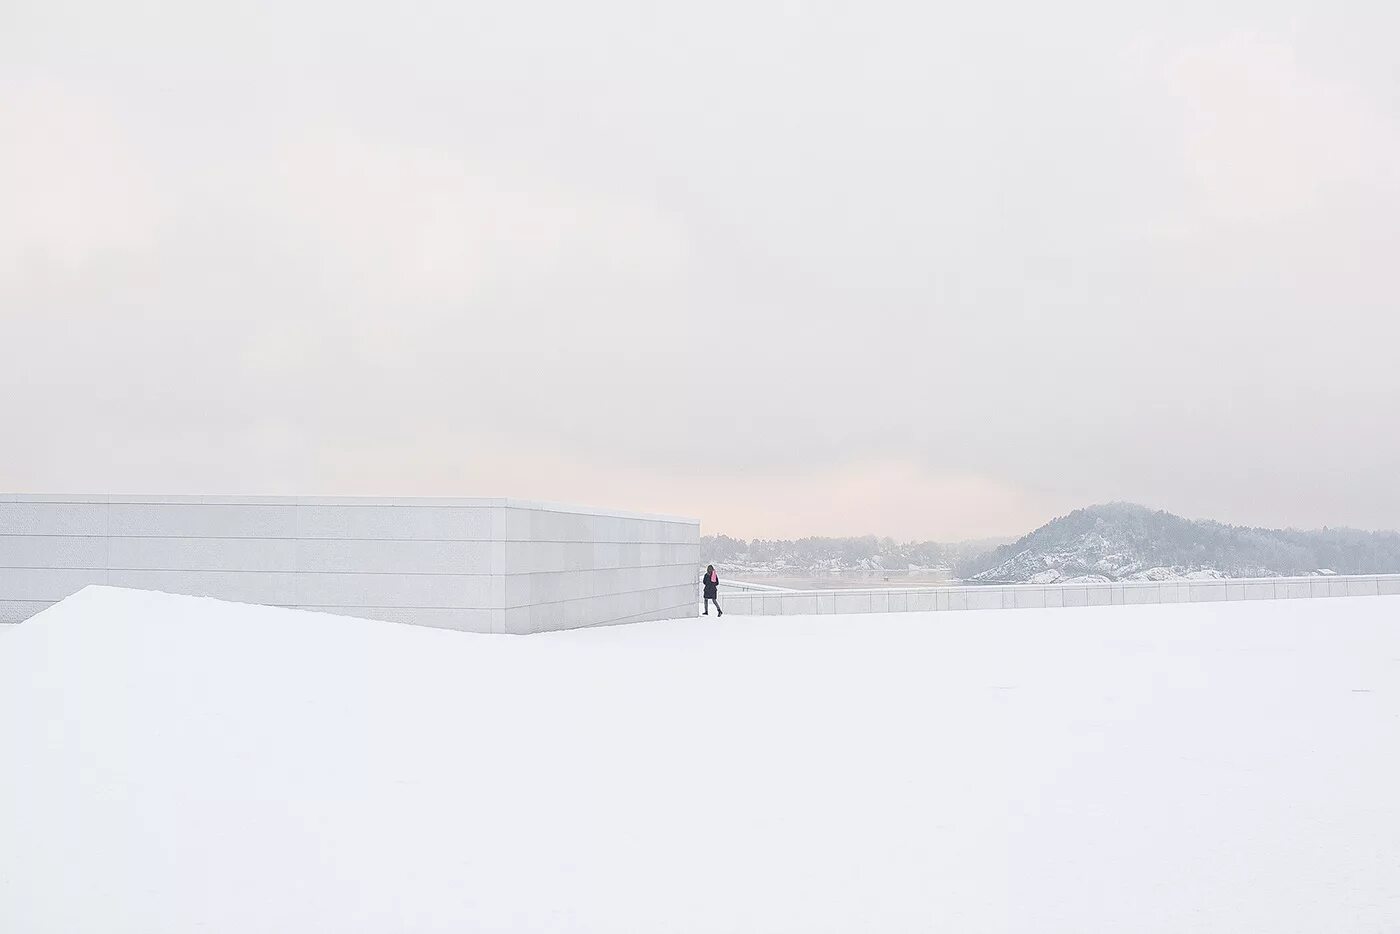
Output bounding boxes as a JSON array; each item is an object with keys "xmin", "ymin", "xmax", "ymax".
[{"xmin": 701, "ymin": 534, "xmax": 1004, "ymax": 570}]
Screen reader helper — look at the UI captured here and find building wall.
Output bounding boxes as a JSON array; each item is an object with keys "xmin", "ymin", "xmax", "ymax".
[
  {"xmin": 502, "ymin": 503, "xmax": 700, "ymax": 634},
  {"xmin": 713, "ymin": 574, "xmax": 1400, "ymax": 616},
  {"xmin": 0, "ymin": 495, "xmax": 700, "ymax": 634}
]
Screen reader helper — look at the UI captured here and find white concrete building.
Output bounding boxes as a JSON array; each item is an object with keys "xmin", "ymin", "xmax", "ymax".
[{"xmin": 0, "ymin": 495, "xmax": 700, "ymax": 634}]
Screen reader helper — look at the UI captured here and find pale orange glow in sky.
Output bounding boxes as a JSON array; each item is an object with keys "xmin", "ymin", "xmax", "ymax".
[{"xmin": 3, "ymin": 4, "xmax": 1399, "ymax": 537}]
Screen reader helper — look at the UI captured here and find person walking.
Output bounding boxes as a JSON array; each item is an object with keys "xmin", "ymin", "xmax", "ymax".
[{"xmin": 702, "ymin": 565, "xmax": 723, "ymax": 616}]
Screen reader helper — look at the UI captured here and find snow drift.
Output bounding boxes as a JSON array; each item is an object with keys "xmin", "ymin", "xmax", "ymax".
[{"xmin": 2, "ymin": 586, "xmax": 1399, "ymax": 932}]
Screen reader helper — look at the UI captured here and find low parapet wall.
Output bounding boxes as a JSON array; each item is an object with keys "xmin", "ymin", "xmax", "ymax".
[
  {"xmin": 0, "ymin": 495, "xmax": 699, "ymax": 634},
  {"xmin": 715, "ymin": 574, "xmax": 1400, "ymax": 616}
]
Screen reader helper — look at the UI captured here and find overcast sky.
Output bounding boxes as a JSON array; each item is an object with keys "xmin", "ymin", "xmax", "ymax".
[{"xmin": 3, "ymin": 1, "xmax": 1398, "ymax": 539}]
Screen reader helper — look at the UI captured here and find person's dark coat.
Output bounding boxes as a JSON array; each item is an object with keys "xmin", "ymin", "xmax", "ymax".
[{"xmin": 703, "ymin": 570, "xmax": 719, "ymax": 599}]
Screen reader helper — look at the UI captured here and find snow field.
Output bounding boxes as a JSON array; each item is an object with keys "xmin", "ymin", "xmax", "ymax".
[{"xmin": 2, "ymin": 586, "xmax": 1398, "ymax": 932}]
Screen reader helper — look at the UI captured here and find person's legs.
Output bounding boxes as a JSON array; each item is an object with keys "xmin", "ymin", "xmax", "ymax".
[{"xmin": 703, "ymin": 597, "xmax": 712, "ymax": 615}]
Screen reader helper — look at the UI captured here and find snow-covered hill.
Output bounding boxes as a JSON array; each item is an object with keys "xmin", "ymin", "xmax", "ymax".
[
  {"xmin": 962, "ymin": 502, "xmax": 1400, "ymax": 583},
  {"xmin": 3, "ymin": 586, "xmax": 1400, "ymax": 932}
]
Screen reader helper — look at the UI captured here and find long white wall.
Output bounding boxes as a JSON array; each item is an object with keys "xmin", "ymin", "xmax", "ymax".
[
  {"xmin": 502, "ymin": 502, "xmax": 700, "ymax": 634},
  {"xmin": 0, "ymin": 495, "xmax": 699, "ymax": 634},
  {"xmin": 714, "ymin": 574, "xmax": 1400, "ymax": 616}
]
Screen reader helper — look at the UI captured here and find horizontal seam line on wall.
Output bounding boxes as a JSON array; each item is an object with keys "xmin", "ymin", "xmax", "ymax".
[
  {"xmin": 273, "ymin": 602, "xmax": 494, "ymax": 610},
  {"xmin": 524, "ymin": 602, "xmax": 697, "ymax": 632},
  {"xmin": 0, "ymin": 534, "xmax": 699, "ymax": 544},
  {"xmin": 0, "ymin": 502, "xmax": 498, "ymax": 507},
  {"xmin": 502, "ymin": 505, "xmax": 696, "ymax": 520},
  {"xmin": 0, "ymin": 600, "xmax": 489, "ymax": 613},
  {"xmin": 601, "ymin": 602, "xmax": 697, "ymax": 621},
  {"xmin": 0, "ymin": 535, "xmax": 498, "ymax": 542},
  {"xmin": 0, "ymin": 500, "xmax": 696, "ymax": 519},
  {"xmin": 277, "ymin": 605, "xmax": 491, "ymax": 613},
  {"xmin": 0, "ymin": 567, "xmax": 495, "ymax": 576},
  {"xmin": 507, "ymin": 585, "xmax": 701, "ymax": 610},
  {"xmin": 0, "ymin": 565, "xmax": 698, "ymax": 575},
  {"xmin": 517, "ymin": 542, "xmax": 696, "ymax": 547},
  {"xmin": 3, "ymin": 602, "xmax": 495, "ymax": 610},
  {"xmin": 504, "ymin": 564, "xmax": 700, "ymax": 575}
]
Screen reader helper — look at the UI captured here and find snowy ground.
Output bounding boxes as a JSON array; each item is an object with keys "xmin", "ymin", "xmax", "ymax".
[{"xmin": 3, "ymin": 587, "xmax": 1399, "ymax": 933}]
